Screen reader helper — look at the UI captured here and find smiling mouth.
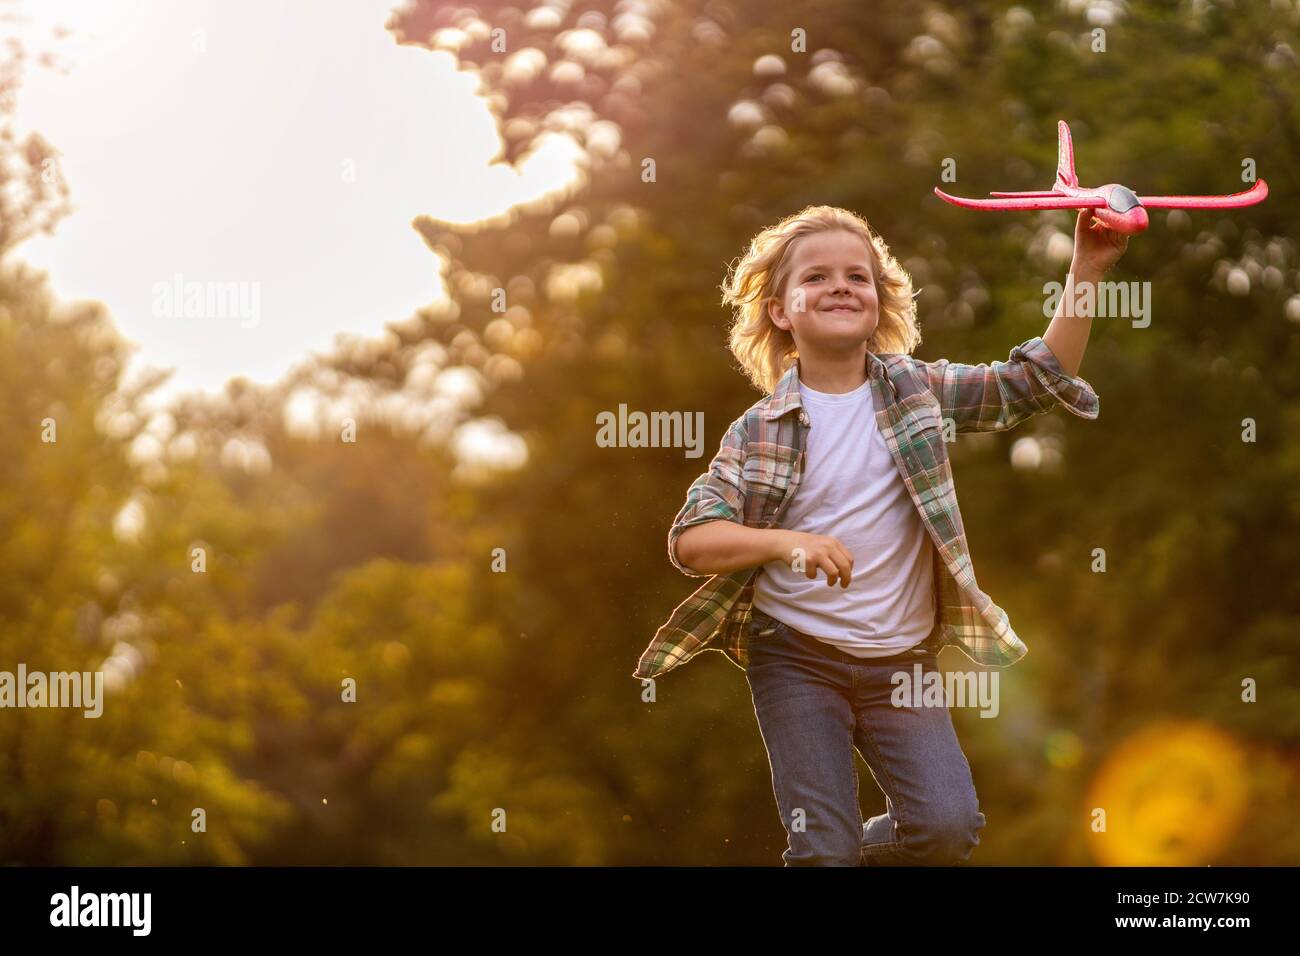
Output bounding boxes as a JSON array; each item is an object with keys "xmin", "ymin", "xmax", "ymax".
[{"xmin": 824, "ymin": 306, "xmax": 858, "ymax": 312}]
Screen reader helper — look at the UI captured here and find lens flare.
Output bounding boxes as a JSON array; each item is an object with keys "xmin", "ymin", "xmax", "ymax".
[{"xmin": 1086, "ymin": 720, "xmax": 1248, "ymax": 866}]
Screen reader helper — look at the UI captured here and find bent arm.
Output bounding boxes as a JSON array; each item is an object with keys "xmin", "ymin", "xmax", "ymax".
[{"xmin": 676, "ymin": 520, "xmax": 787, "ymax": 577}]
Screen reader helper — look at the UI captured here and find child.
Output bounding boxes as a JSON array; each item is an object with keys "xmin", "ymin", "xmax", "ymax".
[{"xmin": 633, "ymin": 204, "xmax": 1129, "ymax": 865}]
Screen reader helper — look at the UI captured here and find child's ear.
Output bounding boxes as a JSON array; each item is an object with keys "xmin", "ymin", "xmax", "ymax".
[{"xmin": 767, "ymin": 298, "xmax": 789, "ymax": 330}]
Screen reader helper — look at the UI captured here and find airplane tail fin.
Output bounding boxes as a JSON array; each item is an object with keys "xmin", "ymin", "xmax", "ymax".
[{"xmin": 1055, "ymin": 121, "xmax": 1079, "ymax": 188}]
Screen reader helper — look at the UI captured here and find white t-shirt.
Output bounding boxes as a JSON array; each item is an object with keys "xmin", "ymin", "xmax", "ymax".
[{"xmin": 752, "ymin": 376, "xmax": 936, "ymax": 657}]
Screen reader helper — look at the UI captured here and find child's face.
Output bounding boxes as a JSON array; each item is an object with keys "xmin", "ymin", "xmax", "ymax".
[{"xmin": 767, "ymin": 230, "xmax": 880, "ymax": 354}]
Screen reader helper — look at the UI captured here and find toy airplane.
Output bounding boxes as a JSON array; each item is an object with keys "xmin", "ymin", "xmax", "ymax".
[{"xmin": 933, "ymin": 120, "xmax": 1268, "ymax": 234}]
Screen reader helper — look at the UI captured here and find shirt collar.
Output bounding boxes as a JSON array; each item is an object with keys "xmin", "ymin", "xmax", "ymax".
[{"xmin": 761, "ymin": 350, "xmax": 889, "ymax": 420}]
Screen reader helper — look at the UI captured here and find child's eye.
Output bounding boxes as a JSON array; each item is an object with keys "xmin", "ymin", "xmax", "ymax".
[{"xmin": 806, "ymin": 272, "xmax": 870, "ymax": 282}]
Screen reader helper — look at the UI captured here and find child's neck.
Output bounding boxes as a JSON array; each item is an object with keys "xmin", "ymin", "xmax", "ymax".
[{"xmin": 797, "ymin": 347, "xmax": 870, "ymax": 395}]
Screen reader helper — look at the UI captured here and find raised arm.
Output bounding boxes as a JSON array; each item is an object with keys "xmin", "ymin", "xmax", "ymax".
[
  {"xmin": 912, "ymin": 207, "xmax": 1129, "ymax": 432},
  {"xmin": 912, "ymin": 337, "xmax": 1100, "ymax": 433},
  {"xmin": 1042, "ymin": 206, "xmax": 1132, "ymax": 376}
]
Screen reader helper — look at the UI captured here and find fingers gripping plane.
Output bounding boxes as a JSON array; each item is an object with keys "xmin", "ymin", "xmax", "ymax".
[{"xmin": 933, "ymin": 121, "xmax": 1268, "ymax": 234}]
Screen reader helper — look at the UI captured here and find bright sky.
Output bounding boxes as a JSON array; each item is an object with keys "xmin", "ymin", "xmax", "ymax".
[{"xmin": 9, "ymin": 0, "xmax": 581, "ymax": 401}]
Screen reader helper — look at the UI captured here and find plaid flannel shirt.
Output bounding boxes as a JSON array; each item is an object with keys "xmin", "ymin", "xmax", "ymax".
[{"xmin": 633, "ymin": 335, "xmax": 1100, "ymax": 681}]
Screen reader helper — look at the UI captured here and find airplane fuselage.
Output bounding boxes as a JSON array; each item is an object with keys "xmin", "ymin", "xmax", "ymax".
[{"xmin": 1054, "ymin": 180, "xmax": 1151, "ymax": 235}]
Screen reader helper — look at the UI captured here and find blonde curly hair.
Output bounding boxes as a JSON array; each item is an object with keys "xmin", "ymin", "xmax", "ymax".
[{"xmin": 722, "ymin": 205, "xmax": 922, "ymax": 394}]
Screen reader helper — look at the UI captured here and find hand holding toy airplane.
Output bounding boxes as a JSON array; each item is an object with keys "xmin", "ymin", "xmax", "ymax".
[{"xmin": 934, "ymin": 121, "xmax": 1268, "ymax": 234}]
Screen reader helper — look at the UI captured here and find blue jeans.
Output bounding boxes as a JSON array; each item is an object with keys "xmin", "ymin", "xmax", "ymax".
[{"xmin": 745, "ymin": 607, "xmax": 986, "ymax": 866}]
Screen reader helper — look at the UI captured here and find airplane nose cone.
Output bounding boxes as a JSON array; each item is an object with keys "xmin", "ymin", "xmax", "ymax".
[{"xmin": 1134, "ymin": 206, "xmax": 1149, "ymax": 233}]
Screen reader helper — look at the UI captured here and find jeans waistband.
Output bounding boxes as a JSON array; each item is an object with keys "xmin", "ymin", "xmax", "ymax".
[{"xmin": 749, "ymin": 606, "xmax": 940, "ymax": 665}]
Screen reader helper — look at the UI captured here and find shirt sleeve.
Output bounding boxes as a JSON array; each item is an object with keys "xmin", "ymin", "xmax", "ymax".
[
  {"xmin": 912, "ymin": 335, "xmax": 1100, "ymax": 433},
  {"xmin": 666, "ymin": 415, "xmax": 750, "ymax": 577}
]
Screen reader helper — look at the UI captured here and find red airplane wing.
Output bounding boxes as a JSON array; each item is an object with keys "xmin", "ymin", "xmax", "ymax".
[
  {"xmin": 988, "ymin": 190, "xmax": 1069, "ymax": 198},
  {"xmin": 933, "ymin": 187, "xmax": 1106, "ymax": 210},
  {"xmin": 1137, "ymin": 179, "xmax": 1268, "ymax": 209}
]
